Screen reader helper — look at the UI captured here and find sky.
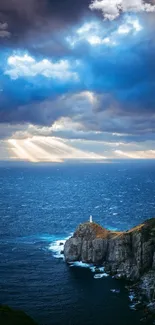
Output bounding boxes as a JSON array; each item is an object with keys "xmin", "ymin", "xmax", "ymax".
[{"xmin": 0, "ymin": 0, "xmax": 155, "ymax": 162}]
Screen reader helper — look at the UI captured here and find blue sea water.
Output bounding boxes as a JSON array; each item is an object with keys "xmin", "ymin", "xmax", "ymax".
[{"xmin": 0, "ymin": 161, "xmax": 155, "ymax": 325}]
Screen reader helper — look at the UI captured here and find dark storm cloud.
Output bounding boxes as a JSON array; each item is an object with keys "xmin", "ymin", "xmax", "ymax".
[
  {"xmin": 0, "ymin": 0, "xmax": 91, "ymax": 44},
  {"xmin": 0, "ymin": 88, "xmax": 78, "ymax": 126}
]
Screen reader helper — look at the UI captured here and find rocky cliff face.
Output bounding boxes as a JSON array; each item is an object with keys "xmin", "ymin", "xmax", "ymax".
[{"xmin": 64, "ymin": 219, "xmax": 155, "ymax": 306}]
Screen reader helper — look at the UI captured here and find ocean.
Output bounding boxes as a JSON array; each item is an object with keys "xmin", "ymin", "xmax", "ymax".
[{"xmin": 0, "ymin": 161, "xmax": 155, "ymax": 325}]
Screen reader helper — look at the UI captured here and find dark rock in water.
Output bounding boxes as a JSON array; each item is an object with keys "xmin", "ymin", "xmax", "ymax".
[
  {"xmin": 0, "ymin": 305, "xmax": 37, "ymax": 325},
  {"xmin": 60, "ymin": 250, "xmax": 64, "ymax": 254},
  {"xmin": 64, "ymin": 219, "xmax": 155, "ymax": 312},
  {"xmin": 59, "ymin": 242, "xmax": 64, "ymax": 246}
]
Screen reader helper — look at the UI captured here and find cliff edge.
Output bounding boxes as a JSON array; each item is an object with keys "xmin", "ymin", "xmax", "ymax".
[{"xmin": 64, "ymin": 219, "xmax": 155, "ymax": 307}]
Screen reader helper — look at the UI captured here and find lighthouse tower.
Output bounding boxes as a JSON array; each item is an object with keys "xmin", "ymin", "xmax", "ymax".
[{"xmin": 89, "ymin": 215, "xmax": 93, "ymax": 223}]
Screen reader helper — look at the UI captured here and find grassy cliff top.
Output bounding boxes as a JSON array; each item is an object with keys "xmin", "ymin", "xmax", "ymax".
[
  {"xmin": 74, "ymin": 218, "xmax": 155, "ymax": 240},
  {"xmin": 127, "ymin": 218, "xmax": 155, "ymax": 232},
  {"xmin": 74, "ymin": 222, "xmax": 122, "ymax": 240}
]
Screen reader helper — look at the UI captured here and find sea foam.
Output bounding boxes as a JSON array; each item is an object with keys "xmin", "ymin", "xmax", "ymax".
[
  {"xmin": 94, "ymin": 273, "xmax": 109, "ymax": 279},
  {"xmin": 69, "ymin": 261, "xmax": 91, "ymax": 268},
  {"xmin": 69, "ymin": 262, "xmax": 109, "ymax": 278},
  {"xmin": 49, "ymin": 235, "xmax": 72, "ymax": 259}
]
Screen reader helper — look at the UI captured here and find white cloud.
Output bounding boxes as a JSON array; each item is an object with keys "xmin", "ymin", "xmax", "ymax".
[
  {"xmin": 67, "ymin": 21, "xmax": 103, "ymax": 47},
  {"xmin": 52, "ymin": 117, "xmax": 84, "ymax": 132},
  {"xmin": 117, "ymin": 25, "xmax": 131, "ymax": 34},
  {"xmin": 5, "ymin": 54, "xmax": 78, "ymax": 80},
  {"xmin": 86, "ymin": 17, "xmax": 142, "ymax": 46},
  {"xmin": 117, "ymin": 17, "xmax": 143, "ymax": 34},
  {"xmin": 102, "ymin": 37, "xmax": 117, "ymax": 45},
  {"xmin": 66, "ymin": 16, "xmax": 142, "ymax": 49},
  {"xmin": 67, "ymin": 21, "xmax": 117, "ymax": 47},
  {"xmin": 89, "ymin": 0, "xmax": 155, "ymax": 20},
  {"xmin": 131, "ymin": 19, "xmax": 143, "ymax": 32},
  {"xmin": 87, "ymin": 35, "xmax": 103, "ymax": 44},
  {"xmin": 88, "ymin": 35, "xmax": 117, "ymax": 45},
  {"xmin": 77, "ymin": 22, "xmax": 99, "ymax": 34}
]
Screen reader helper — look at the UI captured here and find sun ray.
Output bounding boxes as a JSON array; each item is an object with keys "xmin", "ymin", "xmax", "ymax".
[
  {"xmin": 23, "ymin": 139, "xmax": 63, "ymax": 162},
  {"xmin": 7, "ymin": 136, "xmax": 105, "ymax": 162},
  {"xmin": 39, "ymin": 136, "xmax": 105, "ymax": 159},
  {"xmin": 8, "ymin": 139, "xmax": 38, "ymax": 162}
]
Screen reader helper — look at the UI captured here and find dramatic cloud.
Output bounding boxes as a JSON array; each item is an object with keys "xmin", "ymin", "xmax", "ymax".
[
  {"xmin": 89, "ymin": 0, "xmax": 155, "ymax": 20},
  {"xmin": 5, "ymin": 54, "xmax": 79, "ymax": 80},
  {"xmin": 0, "ymin": 0, "xmax": 155, "ymax": 160},
  {"xmin": 0, "ymin": 0, "xmax": 91, "ymax": 45}
]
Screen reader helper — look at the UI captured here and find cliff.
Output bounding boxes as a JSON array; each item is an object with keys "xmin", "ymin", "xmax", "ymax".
[{"xmin": 64, "ymin": 219, "xmax": 155, "ymax": 307}]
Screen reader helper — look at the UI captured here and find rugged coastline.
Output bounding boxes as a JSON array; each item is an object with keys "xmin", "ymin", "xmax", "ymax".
[{"xmin": 64, "ymin": 219, "xmax": 155, "ymax": 317}]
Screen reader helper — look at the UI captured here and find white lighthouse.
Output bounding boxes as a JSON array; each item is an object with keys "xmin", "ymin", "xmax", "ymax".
[{"xmin": 89, "ymin": 215, "xmax": 93, "ymax": 223}]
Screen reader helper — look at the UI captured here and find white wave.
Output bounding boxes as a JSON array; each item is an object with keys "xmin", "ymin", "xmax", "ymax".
[
  {"xmin": 69, "ymin": 262, "xmax": 109, "ymax": 278},
  {"xmin": 90, "ymin": 266, "xmax": 105, "ymax": 273},
  {"xmin": 69, "ymin": 261, "xmax": 91, "ymax": 268},
  {"xmin": 49, "ymin": 240, "xmax": 65, "ymax": 259},
  {"xmin": 94, "ymin": 273, "xmax": 109, "ymax": 279},
  {"xmin": 49, "ymin": 234, "xmax": 72, "ymax": 259}
]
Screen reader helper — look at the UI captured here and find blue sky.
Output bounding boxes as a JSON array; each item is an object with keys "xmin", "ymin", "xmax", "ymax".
[{"xmin": 0, "ymin": 0, "xmax": 155, "ymax": 162}]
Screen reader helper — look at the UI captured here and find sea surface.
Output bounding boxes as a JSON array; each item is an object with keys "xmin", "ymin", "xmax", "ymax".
[{"xmin": 0, "ymin": 161, "xmax": 155, "ymax": 325}]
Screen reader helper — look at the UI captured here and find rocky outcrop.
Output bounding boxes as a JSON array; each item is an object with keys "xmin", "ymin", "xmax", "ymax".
[
  {"xmin": 64, "ymin": 223, "xmax": 111, "ymax": 264},
  {"xmin": 64, "ymin": 219, "xmax": 155, "ymax": 309},
  {"xmin": 0, "ymin": 305, "xmax": 37, "ymax": 325}
]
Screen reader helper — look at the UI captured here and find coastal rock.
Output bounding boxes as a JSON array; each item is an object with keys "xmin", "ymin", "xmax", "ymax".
[
  {"xmin": 64, "ymin": 237, "xmax": 82, "ymax": 262},
  {"xmin": 139, "ymin": 271, "xmax": 155, "ymax": 302},
  {"xmin": 64, "ymin": 219, "xmax": 155, "ymax": 280},
  {"xmin": 0, "ymin": 305, "xmax": 37, "ymax": 325},
  {"xmin": 64, "ymin": 223, "xmax": 109, "ymax": 263},
  {"xmin": 64, "ymin": 219, "xmax": 155, "ymax": 308}
]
